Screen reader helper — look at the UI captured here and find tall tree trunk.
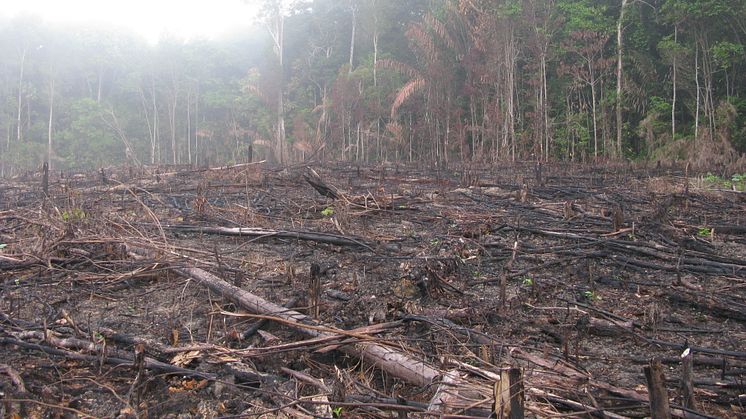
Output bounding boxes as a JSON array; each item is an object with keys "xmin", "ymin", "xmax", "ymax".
[
  {"xmin": 139, "ymin": 86, "xmax": 156, "ymax": 165},
  {"xmin": 97, "ymin": 65, "xmax": 103, "ymax": 103},
  {"xmin": 542, "ymin": 54, "xmax": 550, "ymax": 161},
  {"xmin": 671, "ymin": 25, "xmax": 677, "ymax": 141},
  {"xmin": 267, "ymin": 3, "xmax": 286, "ymax": 164},
  {"xmin": 373, "ymin": 4, "xmax": 378, "ymax": 87},
  {"xmin": 170, "ymin": 97, "xmax": 178, "ymax": 164},
  {"xmin": 47, "ymin": 77, "xmax": 55, "ymax": 170},
  {"xmin": 615, "ymin": 0, "xmax": 628, "ymax": 158},
  {"xmin": 153, "ymin": 80, "xmax": 159, "ymax": 164},
  {"xmin": 16, "ymin": 47, "xmax": 27, "ymax": 144},
  {"xmin": 186, "ymin": 90, "xmax": 192, "ymax": 165},
  {"xmin": 195, "ymin": 88, "xmax": 200, "ymax": 165},
  {"xmin": 507, "ymin": 27, "xmax": 517, "ymax": 162},
  {"xmin": 589, "ymin": 61, "xmax": 599, "ymax": 158},
  {"xmin": 694, "ymin": 44, "xmax": 700, "ymax": 145},
  {"xmin": 348, "ymin": 2, "xmax": 356, "ymax": 74}
]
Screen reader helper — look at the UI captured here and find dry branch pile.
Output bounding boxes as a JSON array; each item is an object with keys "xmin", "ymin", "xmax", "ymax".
[{"xmin": 1, "ymin": 162, "xmax": 745, "ymax": 418}]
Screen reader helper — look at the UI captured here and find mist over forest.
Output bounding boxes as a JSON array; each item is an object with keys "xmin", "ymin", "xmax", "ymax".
[{"xmin": 1, "ymin": 0, "xmax": 745, "ymax": 174}]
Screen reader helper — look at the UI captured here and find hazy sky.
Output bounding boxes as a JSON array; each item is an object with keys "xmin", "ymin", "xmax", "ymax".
[{"xmin": 1, "ymin": 0, "xmax": 261, "ymax": 43}]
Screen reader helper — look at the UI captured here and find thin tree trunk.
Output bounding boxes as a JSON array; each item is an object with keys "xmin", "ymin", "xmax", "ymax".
[
  {"xmin": 16, "ymin": 47, "xmax": 27, "ymax": 144},
  {"xmin": 187, "ymin": 91, "xmax": 192, "ymax": 165},
  {"xmin": 152, "ymin": 78, "xmax": 159, "ymax": 164},
  {"xmin": 542, "ymin": 53, "xmax": 549, "ymax": 161},
  {"xmin": 507, "ymin": 27, "xmax": 517, "ymax": 162},
  {"xmin": 672, "ymin": 25, "xmax": 677, "ymax": 141},
  {"xmin": 590, "ymin": 62, "xmax": 599, "ymax": 158},
  {"xmin": 47, "ymin": 77, "xmax": 55, "ymax": 170},
  {"xmin": 348, "ymin": 3, "xmax": 356, "ymax": 74},
  {"xmin": 694, "ymin": 44, "xmax": 700, "ymax": 145},
  {"xmin": 267, "ymin": 4, "xmax": 286, "ymax": 164},
  {"xmin": 170, "ymin": 96, "xmax": 178, "ymax": 165},
  {"xmin": 372, "ymin": 5, "xmax": 378, "ymax": 87},
  {"xmin": 139, "ymin": 87, "xmax": 155, "ymax": 165},
  {"xmin": 615, "ymin": 0, "xmax": 627, "ymax": 158},
  {"xmin": 195, "ymin": 88, "xmax": 199, "ymax": 165},
  {"xmin": 97, "ymin": 65, "xmax": 103, "ymax": 103}
]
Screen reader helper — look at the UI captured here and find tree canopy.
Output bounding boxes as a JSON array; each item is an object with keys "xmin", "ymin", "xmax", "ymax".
[{"xmin": 0, "ymin": 0, "xmax": 744, "ymax": 174}]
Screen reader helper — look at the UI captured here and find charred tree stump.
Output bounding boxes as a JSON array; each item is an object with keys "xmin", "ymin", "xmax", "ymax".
[
  {"xmin": 493, "ymin": 367, "xmax": 524, "ymax": 419},
  {"xmin": 309, "ymin": 262, "xmax": 321, "ymax": 319},
  {"xmin": 644, "ymin": 359, "xmax": 672, "ymax": 419},
  {"xmin": 680, "ymin": 348, "xmax": 697, "ymax": 410}
]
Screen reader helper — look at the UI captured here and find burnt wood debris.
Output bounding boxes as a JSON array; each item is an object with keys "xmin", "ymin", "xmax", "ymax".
[{"xmin": 0, "ymin": 162, "xmax": 745, "ymax": 418}]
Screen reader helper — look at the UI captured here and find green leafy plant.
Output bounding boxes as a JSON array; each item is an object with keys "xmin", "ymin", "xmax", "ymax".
[
  {"xmin": 698, "ymin": 227, "xmax": 712, "ymax": 237},
  {"xmin": 320, "ymin": 207, "xmax": 334, "ymax": 217},
  {"xmin": 522, "ymin": 276, "xmax": 534, "ymax": 286},
  {"xmin": 704, "ymin": 172, "xmax": 721, "ymax": 183},
  {"xmin": 62, "ymin": 208, "xmax": 86, "ymax": 222},
  {"xmin": 332, "ymin": 406, "xmax": 343, "ymax": 418},
  {"xmin": 583, "ymin": 290, "xmax": 600, "ymax": 301}
]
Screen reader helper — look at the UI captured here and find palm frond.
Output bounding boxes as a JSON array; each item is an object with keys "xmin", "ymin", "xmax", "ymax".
[
  {"xmin": 377, "ymin": 59, "xmax": 421, "ymax": 79},
  {"xmin": 406, "ymin": 24, "xmax": 438, "ymax": 61},
  {"xmin": 391, "ymin": 78, "xmax": 426, "ymax": 119},
  {"xmin": 424, "ymin": 13, "xmax": 456, "ymax": 51}
]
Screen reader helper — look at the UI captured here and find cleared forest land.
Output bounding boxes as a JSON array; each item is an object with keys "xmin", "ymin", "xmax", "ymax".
[{"xmin": 1, "ymin": 162, "xmax": 745, "ymax": 418}]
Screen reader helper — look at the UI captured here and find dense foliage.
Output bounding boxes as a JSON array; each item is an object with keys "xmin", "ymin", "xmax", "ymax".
[{"xmin": 1, "ymin": 0, "xmax": 744, "ymax": 173}]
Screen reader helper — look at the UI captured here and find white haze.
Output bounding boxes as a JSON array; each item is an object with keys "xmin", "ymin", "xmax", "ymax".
[{"xmin": 1, "ymin": 0, "xmax": 261, "ymax": 43}]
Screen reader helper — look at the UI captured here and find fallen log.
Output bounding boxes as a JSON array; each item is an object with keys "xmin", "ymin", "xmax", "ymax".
[
  {"xmin": 173, "ymin": 266, "xmax": 441, "ymax": 387},
  {"xmin": 165, "ymin": 225, "xmax": 374, "ymax": 251}
]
